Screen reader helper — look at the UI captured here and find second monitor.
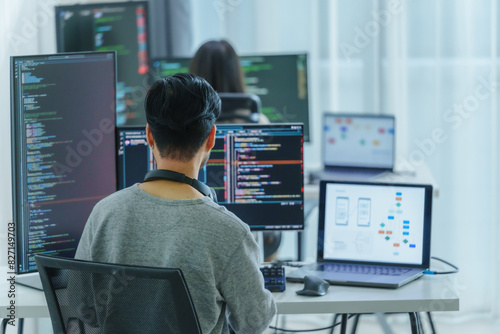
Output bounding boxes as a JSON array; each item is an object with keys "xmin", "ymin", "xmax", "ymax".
[
  {"xmin": 323, "ymin": 113, "xmax": 395, "ymax": 171},
  {"xmin": 151, "ymin": 54, "xmax": 310, "ymax": 142},
  {"xmin": 117, "ymin": 124, "xmax": 304, "ymax": 230}
]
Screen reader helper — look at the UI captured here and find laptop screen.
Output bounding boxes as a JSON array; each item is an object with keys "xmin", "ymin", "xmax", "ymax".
[
  {"xmin": 323, "ymin": 113, "xmax": 395, "ymax": 170},
  {"xmin": 318, "ymin": 181, "xmax": 432, "ymax": 267}
]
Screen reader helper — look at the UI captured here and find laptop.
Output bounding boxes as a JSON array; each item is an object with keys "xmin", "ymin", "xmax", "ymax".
[
  {"xmin": 314, "ymin": 113, "xmax": 395, "ymax": 181},
  {"xmin": 288, "ymin": 180, "xmax": 433, "ymax": 289}
]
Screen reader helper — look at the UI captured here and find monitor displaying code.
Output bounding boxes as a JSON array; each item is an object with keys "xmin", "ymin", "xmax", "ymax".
[
  {"xmin": 117, "ymin": 124, "xmax": 304, "ymax": 230},
  {"xmin": 56, "ymin": 2, "xmax": 150, "ymax": 126},
  {"xmin": 11, "ymin": 52, "xmax": 117, "ymax": 274},
  {"xmin": 151, "ymin": 54, "xmax": 310, "ymax": 141}
]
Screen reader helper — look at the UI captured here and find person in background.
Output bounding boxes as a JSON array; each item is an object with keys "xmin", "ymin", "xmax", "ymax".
[
  {"xmin": 190, "ymin": 40, "xmax": 280, "ymax": 262},
  {"xmin": 190, "ymin": 40, "xmax": 245, "ymax": 93},
  {"xmin": 190, "ymin": 39, "xmax": 270, "ymax": 124}
]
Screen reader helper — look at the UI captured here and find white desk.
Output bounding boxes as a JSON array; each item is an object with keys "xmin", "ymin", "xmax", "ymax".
[
  {"xmin": 4, "ymin": 284, "xmax": 49, "ymax": 319},
  {"xmin": 305, "ymin": 162, "xmax": 440, "ymax": 199},
  {"xmin": 274, "ymin": 275, "xmax": 459, "ymax": 314},
  {"xmin": 273, "ymin": 273, "xmax": 459, "ymax": 334},
  {"xmin": 3, "ymin": 274, "xmax": 458, "ymax": 334}
]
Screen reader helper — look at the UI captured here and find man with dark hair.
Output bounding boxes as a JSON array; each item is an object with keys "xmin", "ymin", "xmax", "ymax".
[{"xmin": 76, "ymin": 73, "xmax": 276, "ymax": 333}]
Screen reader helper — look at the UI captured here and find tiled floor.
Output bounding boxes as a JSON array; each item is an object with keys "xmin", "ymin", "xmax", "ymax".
[{"xmin": 266, "ymin": 313, "xmax": 500, "ymax": 334}]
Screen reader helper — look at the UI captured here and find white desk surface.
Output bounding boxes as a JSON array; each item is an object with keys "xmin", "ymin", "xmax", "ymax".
[
  {"xmin": 3, "ymin": 284, "xmax": 49, "ymax": 318},
  {"xmin": 305, "ymin": 162, "xmax": 439, "ymax": 199},
  {"xmin": 3, "ymin": 274, "xmax": 458, "ymax": 319},
  {"xmin": 274, "ymin": 274, "xmax": 459, "ymax": 315}
]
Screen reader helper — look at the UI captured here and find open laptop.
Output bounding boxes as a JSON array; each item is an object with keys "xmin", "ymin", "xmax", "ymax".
[
  {"xmin": 315, "ymin": 113, "xmax": 395, "ymax": 181},
  {"xmin": 288, "ymin": 180, "xmax": 433, "ymax": 289}
]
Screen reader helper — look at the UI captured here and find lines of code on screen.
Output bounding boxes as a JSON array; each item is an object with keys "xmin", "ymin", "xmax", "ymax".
[
  {"xmin": 56, "ymin": 2, "xmax": 149, "ymax": 127},
  {"xmin": 201, "ymin": 124, "xmax": 304, "ymax": 230},
  {"xmin": 241, "ymin": 55, "xmax": 310, "ymax": 142},
  {"xmin": 116, "ymin": 124, "xmax": 304, "ymax": 230},
  {"xmin": 12, "ymin": 53, "xmax": 117, "ymax": 273},
  {"xmin": 152, "ymin": 54, "xmax": 310, "ymax": 141},
  {"xmin": 116, "ymin": 127, "xmax": 155, "ymax": 189}
]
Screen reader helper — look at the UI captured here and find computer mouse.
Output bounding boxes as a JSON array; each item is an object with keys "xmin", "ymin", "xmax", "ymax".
[{"xmin": 295, "ymin": 275, "xmax": 330, "ymax": 296}]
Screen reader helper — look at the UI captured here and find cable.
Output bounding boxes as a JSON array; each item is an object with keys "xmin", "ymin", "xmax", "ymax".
[
  {"xmin": 269, "ymin": 314, "xmax": 356, "ymax": 333},
  {"xmin": 424, "ymin": 256, "xmax": 459, "ymax": 275}
]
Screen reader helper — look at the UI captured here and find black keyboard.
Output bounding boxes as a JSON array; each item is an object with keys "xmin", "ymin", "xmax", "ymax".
[
  {"xmin": 260, "ymin": 264, "xmax": 286, "ymax": 292},
  {"xmin": 320, "ymin": 264, "xmax": 411, "ymax": 276}
]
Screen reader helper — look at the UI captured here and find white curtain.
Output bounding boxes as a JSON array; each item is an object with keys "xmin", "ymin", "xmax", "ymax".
[
  {"xmin": 378, "ymin": 0, "xmax": 499, "ymax": 316},
  {"xmin": 0, "ymin": 0, "xmax": 40, "ymax": 257},
  {"xmin": 191, "ymin": 0, "xmax": 500, "ymax": 319}
]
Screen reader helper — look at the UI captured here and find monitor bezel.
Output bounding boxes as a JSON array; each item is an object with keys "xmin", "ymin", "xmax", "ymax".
[
  {"xmin": 317, "ymin": 180, "xmax": 432, "ymax": 269},
  {"xmin": 322, "ymin": 112, "xmax": 396, "ymax": 171},
  {"xmin": 11, "ymin": 51, "xmax": 117, "ymax": 275}
]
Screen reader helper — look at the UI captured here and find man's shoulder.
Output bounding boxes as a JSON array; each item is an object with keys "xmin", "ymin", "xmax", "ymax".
[
  {"xmin": 195, "ymin": 200, "xmax": 251, "ymax": 235},
  {"xmin": 92, "ymin": 185, "xmax": 138, "ymax": 212},
  {"xmin": 90, "ymin": 185, "xmax": 252, "ymax": 236}
]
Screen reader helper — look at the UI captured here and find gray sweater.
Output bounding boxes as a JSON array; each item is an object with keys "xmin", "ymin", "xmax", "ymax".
[{"xmin": 75, "ymin": 184, "xmax": 276, "ymax": 334}]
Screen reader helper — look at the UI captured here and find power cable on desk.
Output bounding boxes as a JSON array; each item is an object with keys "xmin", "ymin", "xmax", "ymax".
[
  {"xmin": 424, "ymin": 256, "xmax": 459, "ymax": 275},
  {"xmin": 270, "ymin": 314, "xmax": 356, "ymax": 333}
]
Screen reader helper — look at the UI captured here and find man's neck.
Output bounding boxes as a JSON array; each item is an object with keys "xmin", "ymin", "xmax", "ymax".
[
  {"xmin": 155, "ymin": 159, "xmax": 200, "ymax": 179},
  {"xmin": 139, "ymin": 159, "xmax": 204, "ymax": 200}
]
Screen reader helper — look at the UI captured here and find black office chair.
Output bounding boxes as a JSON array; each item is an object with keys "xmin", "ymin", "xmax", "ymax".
[
  {"xmin": 218, "ymin": 93, "xmax": 261, "ymax": 123},
  {"xmin": 35, "ymin": 255, "xmax": 201, "ymax": 334}
]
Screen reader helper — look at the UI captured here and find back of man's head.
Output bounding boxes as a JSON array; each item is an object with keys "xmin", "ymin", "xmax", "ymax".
[{"xmin": 145, "ymin": 73, "xmax": 221, "ymax": 161}]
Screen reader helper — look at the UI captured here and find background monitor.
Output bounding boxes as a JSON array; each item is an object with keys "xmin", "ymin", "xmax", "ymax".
[
  {"xmin": 151, "ymin": 57, "xmax": 190, "ymax": 77},
  {"xmin": 11, "ymin": 52, "xmax": 117, "ymax": 274},
  {"xmin": 56, "ymin": 2, "xmax": 150, "ymax": 126},
  {"xmin": 116, "ymin": 126, "xmax": 154, "ymax": 190},
  {"xmin": 117, "ymin": 124, "xmax": 304, "ymax": 230},
  {"xmin": 323, "ymin": 113, "xmax": 395, "ymax": 170},
  {"xmin": 151, "ymin": 54, "xmax": 311, "ymax": 141}
]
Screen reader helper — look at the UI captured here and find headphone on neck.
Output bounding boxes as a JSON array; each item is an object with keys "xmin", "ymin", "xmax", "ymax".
[{"xmin": 143, "ymin": 169, "xmax": 218, "ymax": 202}]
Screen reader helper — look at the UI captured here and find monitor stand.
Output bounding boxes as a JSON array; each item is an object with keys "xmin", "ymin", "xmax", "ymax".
[
  {"xmin": 17, "ymin": 272, "xmax": 43, "ymax": 290},
  {"xmin": 253, "ymin": 231, "xmax": 265, "ymax": 263}
]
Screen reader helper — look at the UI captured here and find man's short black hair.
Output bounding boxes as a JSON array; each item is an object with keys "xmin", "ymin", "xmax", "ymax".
[{"xmin": 145, "ymin": 73, "xmax": 221, "ymax": 161}]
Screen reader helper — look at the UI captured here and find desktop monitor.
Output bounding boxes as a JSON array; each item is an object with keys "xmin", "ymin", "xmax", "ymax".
[
  {"xmin": 56, "ymin": 2, "xmax": 150, "ymax": 127},
  {"xmin": 151, "ymin": 57, "xmax": 190, "ymax": 77},
  {"xmin": 151, "ymin": 54, "xmax": 311, "ymax": 141},
  {"xmin": 116, "ymin": 127, "xmax": 154, "ymax": 190},
  {"xmin": 117, "ymin": 124, "xmax": 304, "ymax": 230},
  {"xmin": 323, "ymin": 113, "xmax": 395, "ymax": 170},
  {"xmin": 11, "ymin": 52, "xmax": 117, "ymax": 275}
]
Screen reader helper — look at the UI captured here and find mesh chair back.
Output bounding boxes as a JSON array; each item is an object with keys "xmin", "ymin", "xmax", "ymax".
[
  {"xmin": 218, "ymin": 93, "xmax": 261, "ymax": 123},
  {"xmin": 35, "ymin": 255, "xmax": 202, "ymax": 334}
]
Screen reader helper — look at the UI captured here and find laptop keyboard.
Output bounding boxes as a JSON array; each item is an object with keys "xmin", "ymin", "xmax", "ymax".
[{"xmin": 319, "ymin": 264, "xmax": 411, "ymax": 276}]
